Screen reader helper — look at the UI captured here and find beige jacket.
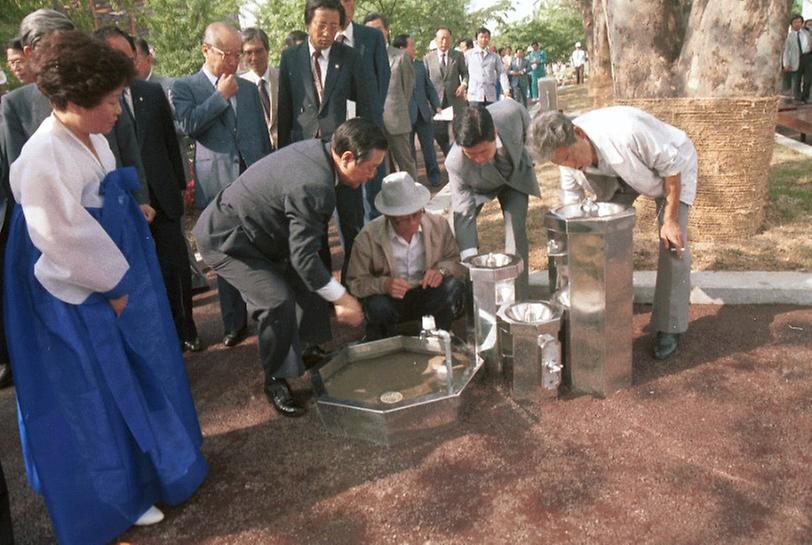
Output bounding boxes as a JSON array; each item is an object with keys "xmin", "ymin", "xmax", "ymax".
[{"xmin": 346, "ymin": 213, "xmax": 466, "ymax": 299}]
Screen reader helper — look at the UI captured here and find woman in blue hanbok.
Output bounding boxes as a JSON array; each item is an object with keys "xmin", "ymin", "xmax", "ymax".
[{"xmin": 4, "ymin": 31, "xmax": 207, "ymax": 544}]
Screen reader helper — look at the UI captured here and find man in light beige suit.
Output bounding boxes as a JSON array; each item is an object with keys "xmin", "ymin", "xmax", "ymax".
[
  {"xmin": 240, "ymin": 27, "xmax": 279, "ymax": 149},
  {"xmin": 364, "ymin": 12, "xmax": 416, "ymax": 181}
]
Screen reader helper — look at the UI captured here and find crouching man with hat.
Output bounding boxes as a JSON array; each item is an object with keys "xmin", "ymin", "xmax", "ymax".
[{"xmin": 346, "ymin": 172, "xmax": 467, "ymax": 340}]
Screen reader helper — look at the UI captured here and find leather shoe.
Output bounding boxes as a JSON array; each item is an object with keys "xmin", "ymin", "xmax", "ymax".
[
  {"xmin": 183, "ymin": 336, "xmax": 203, "ymax": 352},
  {"xmin": 653, "ymin": 332, "xmax": 679, "ymax": 360},
  {"xmin": 264, "ymin": 378, "xmax": 306, "ymax": 417},
  {"xmin": 223, "ymin": 328, "xmax": 247, "ymax": 348}
]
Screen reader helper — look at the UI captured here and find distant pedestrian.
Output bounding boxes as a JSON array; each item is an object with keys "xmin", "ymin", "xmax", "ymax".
[{"xmin": 570, "ymin": 41, "xmax": 587, "ymax": 84}]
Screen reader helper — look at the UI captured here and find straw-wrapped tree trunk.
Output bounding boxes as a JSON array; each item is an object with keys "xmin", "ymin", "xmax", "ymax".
[{"xmin": 577, "ymin": 0, "xmax": 794, "ymax": 241}]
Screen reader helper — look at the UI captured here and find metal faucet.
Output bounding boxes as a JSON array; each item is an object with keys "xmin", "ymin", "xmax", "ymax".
[{"xmin": 420, "ymin": 315, "xmax": 454, "ymax": 393}]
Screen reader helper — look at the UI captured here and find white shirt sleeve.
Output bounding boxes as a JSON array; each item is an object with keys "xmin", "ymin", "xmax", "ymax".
[
  {"xmin": 316, "ymin": 277, "xmax": 347, "ymax": 302},
  {"xmin": 13, "ymin": 133, "xmax": 130, "ymax": 304},
  {"xmin": 559, "ymin": 167, "xmax": 586, "ymax": 205}
]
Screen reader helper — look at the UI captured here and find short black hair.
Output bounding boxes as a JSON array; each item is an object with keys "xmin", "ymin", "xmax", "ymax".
[
  {"xmin": 392, "ymin": 33, "xmax": 409, "ymax": 49},
  {"xmin": 241, "ymin": 27, "xmax": 269, "ymax": 50},
  {"xmin": 461, "ymin": 38, "xmax": 473, "ymax": 49},
  {"xmin": 792, "ymin": 14, "xmax": 803, "ymax": 23},
  {"xmin": 332, "ymin": 118, "xmax": 388, "ymax": 163},
  {"xmin": 362, "ymin": 12, "xmax": 388, "ymax": 29},
  {"xmin": 134, "ymin": 36, "xmax": 150, "ymax": 56},
  {"xmin": 93, "ymin": 25, "xmax": 135, "ymax": 53},
  {"xmin": 304, "ymin": 0, "xmax": 346, "ymax": 28},
  {"xmin": 5, "ymin": 37, "xmax": 23, "ymax": 52},
  {"xmin": 285, "ymin": 30, "xmax": 308, "ymax": 48},
  {"xmin": 475, "ymin": 27, "xmax": 490, "ymax": 38},
  {"xmin": 454, "ymin": 106, "xmax": 495, "ymax": 148},
  {"xmin": 33, "ymin": 30, "xmax": 134, "ymax": 110}
]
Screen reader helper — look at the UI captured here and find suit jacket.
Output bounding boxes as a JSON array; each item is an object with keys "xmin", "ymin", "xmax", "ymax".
[
  {"xmin": 382, "ymin": 46, "xmax": 415, "ymax": 135},
  {"xmin": 349, "ymin": 22, "xmax": 390, "ymax": 128},
  {"xmin": 147, "ymin": 73, "xmax": 174, "ymax": 95},
  {"xmin": 129, "ymin": 79, "xmax": 186, "ymax": 219},
  {"xmin": 172, "ymin": 69, "xmax": 272, "ymax": 208},
  {"xmin": 410, "ymin": 60, "xmax": 441, "ymax": 125},
  {"xmin": 423, "ymin": 48, "xmax": 468, "ymax": 115},
  {"xmin": 192, "ymin": 139, "xmax": 338, "ymax": 292},
  {"xmin": 0, "ymin": 83, "xmax": 149, "ymax": 222},
  {"xmin": 277, "ymin": 41, "xmax": 370, "ymax": 147},
  {"xmin": 345, "ymin": 212, "xmax": 465, "ymax": 299},
  {"xmin": 509, "ymin": 57, "xmax": 531, "ymax": 90},
  {"xmin": 446, "ymin": 99, "xmax": 539, "ymax": 252}
]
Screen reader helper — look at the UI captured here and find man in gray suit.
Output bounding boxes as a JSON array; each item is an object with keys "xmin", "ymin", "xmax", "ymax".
[
  {"xmin": 193, "ymin": 118, "xmax": 387, "ymax": 417},
  {"xmin": 173, "ymin": 22, "xmax": 273, "ymax": 348},
  {"xmin": 446, "ymin": 101, "xmax": 539, "ymax": 299},
  {"xmin": 363, "ymin": 12, "xmax": 416, "ymax": 181},
  {"xmin": 424, "ymin": 26, "xmax": 468, "ymax": 157}
]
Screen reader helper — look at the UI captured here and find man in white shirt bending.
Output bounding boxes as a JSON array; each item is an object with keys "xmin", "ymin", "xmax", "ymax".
[{"xmin": 530, "ymin": 106, "xmax": 698, "ymax": 361}]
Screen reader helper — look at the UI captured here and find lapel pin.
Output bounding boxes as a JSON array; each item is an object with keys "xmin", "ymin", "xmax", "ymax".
[{"xmin": 334, "ymin": 64, "xmax": 339, "ymax": 69}]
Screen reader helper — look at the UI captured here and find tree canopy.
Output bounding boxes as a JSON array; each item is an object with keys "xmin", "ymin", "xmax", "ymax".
[{"xmin": 494, "ymin": 0, "xmax": 584, "ymax": 61}]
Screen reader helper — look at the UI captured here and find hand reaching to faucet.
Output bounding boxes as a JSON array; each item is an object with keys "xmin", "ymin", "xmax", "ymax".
[{"xmin": 384, "ymin": 277, "xmax": 412, "ymax": 299}]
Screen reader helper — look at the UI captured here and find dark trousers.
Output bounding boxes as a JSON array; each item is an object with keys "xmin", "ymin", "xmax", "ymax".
[
  {"xmin": 362, "ymin": 276, "xmax": 466, "ymax": 340},
  {"xmin": 801, "ymin": 52, "xmax": 812, "ymax": 101},
  {"xmin": 575, "ymin": 65, "xmax": 584, "ymax": 84},
  {"xmin": 150, "ymin": 211, "xmax": 198, "ymax": 342},
  {"xmin": 216, "ymin": 274, "xmax": 247, "ymax": 334},
  {"xmin": 433, "ymin": 119, "xmax": 453, "ymax": 158},
  {"xmin": 412, "ymin": 116, "xmax": 441, "ymax": 186},
  {"xmin": 0, "ymin": 459, "xmax": 13, "ymax": 545},
  {"xmin": 210, "ymin": 254, "xmax": 331, "ymax": 385},
  {"xmin": 334, "ymin": 183, "xmax": 366, "ymax": 281},
  {"xmin": 468, "ymin": 101, "xmax": 492, "ymax": 109}
]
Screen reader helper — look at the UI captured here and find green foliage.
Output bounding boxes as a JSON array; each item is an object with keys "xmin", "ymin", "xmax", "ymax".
[
  {"xmin": 251, "ymin": 0, "xmax": 509, "ymax": 64},
  {"xmin": 494, "ymin": 0, "xmax": 584, "ymax": 62},
  {"xmin": 143, "ymin": 0, "xmax": 242, "ymax": 78},
  {"xmin": 791, "ymin": 0, "xmax": 803, "ymax": 17}
]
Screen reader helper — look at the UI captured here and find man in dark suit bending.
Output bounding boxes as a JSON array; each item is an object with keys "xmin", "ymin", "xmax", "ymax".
[{"xmin": 193, "ymin": 118, "xmax": 387, "ymax": 417}]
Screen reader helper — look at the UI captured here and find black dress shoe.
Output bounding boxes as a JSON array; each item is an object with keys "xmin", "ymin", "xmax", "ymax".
[
  {"xmin": 0, "ymin": 363, "xmax": 12, "ymax": 389},
  {"xmin": 264, "ymin": 378, "xmax": 306, "ymax": 417},
  {"xmin": 654, "ymin": 332, "xmax": 679, "ymax": 360},
  {"xmin": 223, "ymin": 328, "xmax": 247, "ymax": 348},
  {"xmin": 183, "ymin": 336, "xmax": 203, "ymax": 352}
]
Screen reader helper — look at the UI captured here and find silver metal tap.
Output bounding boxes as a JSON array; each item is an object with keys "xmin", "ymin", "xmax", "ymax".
[{"xmin": 420, "ymin": 315, "xmax": 453, "ymax": 393}]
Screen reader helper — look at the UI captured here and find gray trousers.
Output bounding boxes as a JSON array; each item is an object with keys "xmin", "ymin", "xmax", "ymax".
[
  {"xmin": 609, "ymin": 185, "xmax": 691, "ymax": 334},
  {"xmin": 384, "ymin": 129, "xmax": 417, "ymax": 182}
]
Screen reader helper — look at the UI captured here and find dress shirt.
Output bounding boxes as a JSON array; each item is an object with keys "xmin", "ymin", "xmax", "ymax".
[
  {"xmin": 387, "ymin": 222, "xmax": 426, "ymax": 285},
  {"xmin": 202, "ymin": 65, "xmax": 237, "ymax": 111},
  {"xmin": 307, "ymin": 42, "xmax": 331, "ymax": 88},
  {"xmin": 560, "ymin": 106, "xmax": 697, "ymax": 206},
  {"xmin": 571, "ymin": 48, "xmax": 587, "ymax": 68},
  {"xmin": 122, "ymin": 87, "xmax": 135, "ymax": 118},
  {"xmin": 335, "ymin": 22, "xmax": 354, "ymax": 48}
]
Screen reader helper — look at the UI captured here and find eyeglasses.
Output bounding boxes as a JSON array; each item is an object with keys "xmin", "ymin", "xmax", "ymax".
[{"xmin": 205, "ymin": 43, "xmax": 241, "ymax": 61}]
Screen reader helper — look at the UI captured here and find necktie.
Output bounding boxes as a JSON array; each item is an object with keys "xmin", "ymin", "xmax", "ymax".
[
  {"xmin": 122, "ymin": 87, "xmax": 135, "ymax": 119},
  {"xmin": 312, "ymin": 49, "xmax": 324, "ymax": 108},
  {"xmin": 440, "ymin": 52, "xmax": 447, "ymax": 77},
  {"xmin": 337, "ymin": 33, "xmax": 347, "ymax": 45},
  {"xmin": 798, "ymin": 31, "xmax": 804, "ymax": 56},
  {"xmin": 493, "ymin": 145, "xmax": 513, "ymax": 180},
  {"xmin": 257, "ymin": 77, "xmax": 271, "ymax": 125}
]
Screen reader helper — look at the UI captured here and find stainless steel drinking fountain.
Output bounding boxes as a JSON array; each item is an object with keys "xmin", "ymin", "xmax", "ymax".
[
  {"xmin": 310, "ymin": 317, "xmax": 481, "ymax": 445},
  {"xmin": 497, "ymin": 301, "xmax": 563, "ymax": 401},
  {"xmin": 544, "ymin": 200, "xmax": 635, "ymax": 398},
  {"xmin": 463, "ymin": 252, "xmax": 524, "ymax": 377}
]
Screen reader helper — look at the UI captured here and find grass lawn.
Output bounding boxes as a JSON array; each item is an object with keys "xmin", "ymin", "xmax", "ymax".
[{"xmin": 476, "ymin": 86, "xmax": 812, "ymax": 274}]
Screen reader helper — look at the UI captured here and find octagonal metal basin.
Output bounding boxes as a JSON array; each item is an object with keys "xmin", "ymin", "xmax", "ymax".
[{"xmin": 310, "ymin": 334, "xmax": 480, "ymax": 445}]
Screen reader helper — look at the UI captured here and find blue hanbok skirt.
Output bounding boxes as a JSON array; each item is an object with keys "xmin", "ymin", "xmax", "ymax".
[{"xmin": 4, "ymin": 168, "xmax": 207, "ymax": 545}]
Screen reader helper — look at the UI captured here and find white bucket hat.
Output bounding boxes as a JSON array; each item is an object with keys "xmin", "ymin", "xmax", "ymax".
[{"xmin": 374, "ymin": 172, "xmax": 431, "ymax": 216}]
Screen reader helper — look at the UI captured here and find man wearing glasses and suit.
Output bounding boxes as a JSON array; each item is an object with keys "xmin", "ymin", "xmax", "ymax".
[{"xmin": 172, "ymin": 22, "xmax": 272, "ymax": 348}]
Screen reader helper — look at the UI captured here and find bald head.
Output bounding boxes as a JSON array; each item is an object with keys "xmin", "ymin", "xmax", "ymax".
[{"xmin": 202, "ymin": 22, "xmax": 241, "ymax": 77}]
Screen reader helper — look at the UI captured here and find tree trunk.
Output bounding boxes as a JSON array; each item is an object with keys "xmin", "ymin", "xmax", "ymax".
[{"xmin": 581, "ymin": 0, "xmax": 613, "ymax": 106}]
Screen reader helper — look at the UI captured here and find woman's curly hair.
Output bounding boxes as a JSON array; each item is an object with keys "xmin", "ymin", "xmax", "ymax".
[{"xmin": 31, "ymin": 30, "xmax": 134, "ymax": 110}]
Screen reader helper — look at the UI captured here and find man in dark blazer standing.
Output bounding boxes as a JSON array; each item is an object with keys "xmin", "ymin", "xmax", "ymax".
[
  {"xmin": 193, "ymin": 118, "xmax": 387, "ymax": 417},
  {"xmin": 336, "ymin": 0, "xmax": 391, "ymax": 223},
  {"xmin": 446, "ymin": 101, "xmax": 539, "ymax": 300},
  {"xmin": 173, "ymin": 22, "xmax": 272, "ymax": 348},
  {"xmin": 424, "ymin": 26, "xmax": 468, "ymax": 157},
  {"xmin": 277, "ymin": 0, "xmax": 372, "ymax": 284},
  {"xmin": 98, "ymin": 26, "xmax": 201, "ymax": 352}
]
